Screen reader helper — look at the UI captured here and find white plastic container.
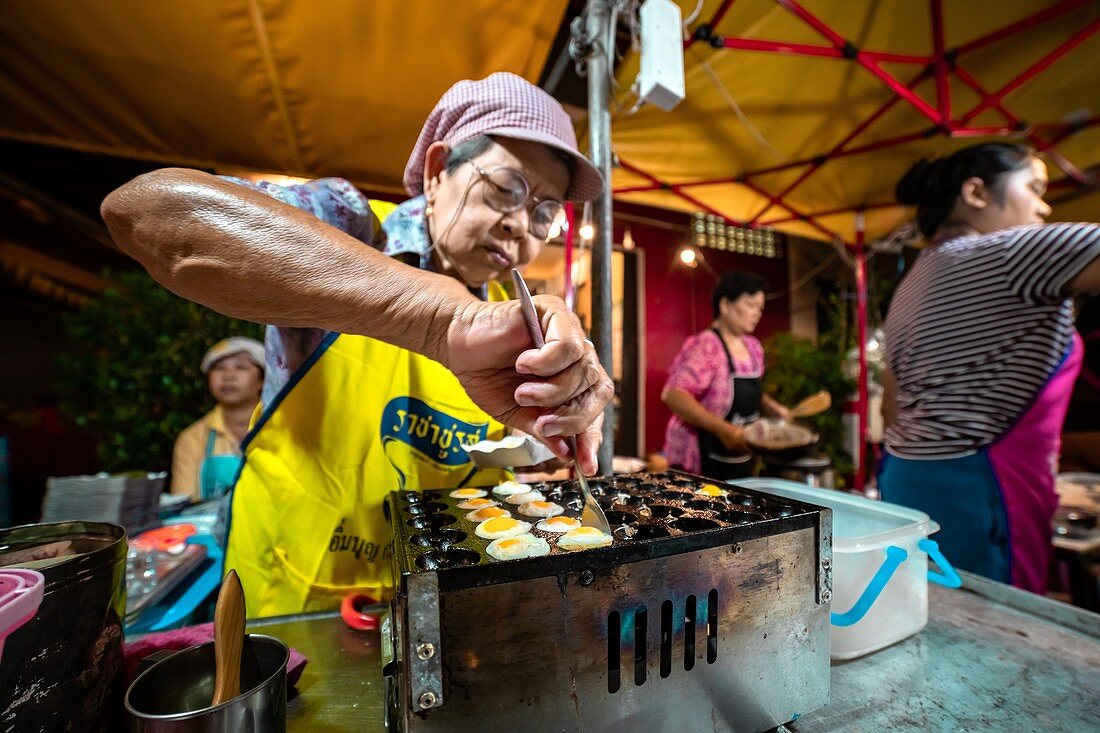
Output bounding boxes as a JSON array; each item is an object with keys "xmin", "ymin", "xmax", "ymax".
[{"xmin": 736, "ymin": 479, "xmax": 961, "ymax": 660}]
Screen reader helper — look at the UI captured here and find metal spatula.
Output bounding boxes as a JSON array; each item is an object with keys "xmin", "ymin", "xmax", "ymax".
[{"xmin": 510, "ymin": 269, "xmax": 612, "ymax": 537}]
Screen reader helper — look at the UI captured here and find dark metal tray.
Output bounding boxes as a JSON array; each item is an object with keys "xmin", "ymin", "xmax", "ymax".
[{"xmin": 386, "ymin": 470, "xmax": 825, "ymax": 590}]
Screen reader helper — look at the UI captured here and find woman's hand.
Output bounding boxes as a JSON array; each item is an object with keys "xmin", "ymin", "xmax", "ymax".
[
  {"xmin": 717, "ymin": 423, "xmax": 750, "ymax": 454},
  {"xmin": 439, "ymin": 294, "xmax": 613, "ymax": 475},
  {"xmin": 761, "ymin": 393, "xmax": 792, "ymax": 422}
]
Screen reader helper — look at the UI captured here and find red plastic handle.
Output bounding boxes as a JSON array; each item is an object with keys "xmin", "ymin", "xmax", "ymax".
[{"xmin": 340, "ymin": 593, "xmax": 381, "ymax": 631}]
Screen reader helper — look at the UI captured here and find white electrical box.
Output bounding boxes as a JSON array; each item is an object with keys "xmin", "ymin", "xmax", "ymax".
[{"xmin": 637, "ymin": 0, "xmax": 685, "ymax": 111}]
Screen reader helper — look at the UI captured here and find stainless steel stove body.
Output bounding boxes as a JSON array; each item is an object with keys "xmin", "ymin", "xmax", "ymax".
[{"xmin": 382, "ymin": 471, "xmax": 832, "ymax": 733}]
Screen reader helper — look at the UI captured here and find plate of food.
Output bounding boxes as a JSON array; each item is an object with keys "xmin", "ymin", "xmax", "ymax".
[{"xmin": 743, "ymin": 418, "xmax": 819, "ymax": 459}]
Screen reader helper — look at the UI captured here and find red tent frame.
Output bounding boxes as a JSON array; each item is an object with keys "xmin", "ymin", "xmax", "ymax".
[{"xmin": 614, "ymin": 0, "xmax": 1099, "ymax": 488}]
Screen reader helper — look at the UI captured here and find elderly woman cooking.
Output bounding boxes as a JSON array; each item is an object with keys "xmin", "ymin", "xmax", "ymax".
[{"xmin": 101, "ymin": 72, "xmax": 612, "ymax": 617}]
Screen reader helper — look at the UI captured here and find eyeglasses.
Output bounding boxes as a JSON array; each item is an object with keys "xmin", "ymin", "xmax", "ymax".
[{"xmin": 467, "ymin": 162, "xmax": 567, "ymax": 240}]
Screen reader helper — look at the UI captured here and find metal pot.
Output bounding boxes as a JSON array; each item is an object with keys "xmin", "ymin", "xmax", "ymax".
[
  {"xmin": 125, "ymin": 634, "xmax": 289, "ymax": 733},
  {"xmin": 0, "ymin": 521, "xmax": 127, "ymax": 732}
]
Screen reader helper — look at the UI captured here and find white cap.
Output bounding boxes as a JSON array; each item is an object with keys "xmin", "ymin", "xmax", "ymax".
[{"xmin": 201, "ymin": 337, "xmax": 265, "ymax": 373}]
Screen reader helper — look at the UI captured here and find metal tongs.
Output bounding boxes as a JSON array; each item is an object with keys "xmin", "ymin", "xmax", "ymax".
[{"xmin": 510, "ymin": 269, "xmax": 612, "ymax": 536}]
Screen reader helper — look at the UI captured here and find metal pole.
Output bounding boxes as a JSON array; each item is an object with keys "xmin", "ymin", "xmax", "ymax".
[
  {"xmin": 563, "ymin": 201, "xmax": 576, "ymax": 312},
  {"xmin": 583, "ymin": 0, "xmax": 615, "ymax": 474},
  {"xmin": 854, "ymin": 211, "xmax": 868, "ymax": 492}
]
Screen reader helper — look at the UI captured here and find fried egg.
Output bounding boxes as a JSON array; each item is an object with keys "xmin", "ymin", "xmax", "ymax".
[
  {"xmin": 449, "ymin": 488, "xmax": 488, "ymax": 500},
  {"xmin": 466, "ymin": 506, "xmax": 511, "ymax": 523},
  {"xmin": 491, "ymin": 480, "xmax": 533, "ymax": 498},
  {"xmin": 517, "ymin": 500, "xmax": 564, "ymax": 518},
  {"xmin": 695, "ymin": 484, "xmax": 728, "ymax": 498},
  {"xmin": 456, "ymin": 497, "xmax": 498, "ymax": 510},
  {"xmin": 505, "ymin": 490, "xmax": 546, "ymax": 506},
  {"xmin": 475, "ymin": 516, "xmax": 532, "ymax": 539},
  {"xmin": 486, "ymin": 534, "xmax": 551, "ymax": 561},
  {"xmin": 557, "ymin": 527, "xmax": 614, "ymax": 552},
  {"xmin": 536, "ymin": 516, "xmax": 582, "ymax": 533}
]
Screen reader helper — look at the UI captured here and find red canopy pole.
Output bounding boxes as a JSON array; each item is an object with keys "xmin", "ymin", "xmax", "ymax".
[
  {"xmin": 759, "ymin": 201, "xmax": 896, "ymax": 226},
  {"xmin": 722, "ymin": 37, "xmax": 844, "ymax": 59},
  {"xmin": 776, "ymin": 0, "xmax": 942, "ymax": 123},
  {"xmin": 720, "ymin": 38, "xmax": 930, "ymax": 64},
  {"xmin": 564, "ymin": 201, "xmax": 575, "ymax": 312},
  {"xmin": 854, "ymin": 211, "xmax": 869, "ymax": 492},
  {"xmin": 955, "ymin": 0, "xmax": 1091, "ymax": 56},
  {"xmin": 617, "ymin": 158, "xmax": 733, "ymax": 220},
  {"xmin": 959, "ymin": 19, "xmax": 1100, "ymax": 124},
  {"xmin": 930, "ymin": 0, "xmax": 950, "ymax": 123},
  {"xmin": 707, "ymin": 0, "xmax": 739, "ymax": 37}
]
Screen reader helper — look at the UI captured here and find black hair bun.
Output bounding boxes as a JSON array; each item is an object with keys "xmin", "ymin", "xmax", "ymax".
[{"xmin": 896, "ymin": 159, "xmax": 936, "ymax": 205}]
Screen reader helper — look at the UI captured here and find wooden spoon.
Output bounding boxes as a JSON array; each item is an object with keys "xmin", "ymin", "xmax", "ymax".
[
  {"xmin": 790, "ymin": 390, "xmax": 832, "ymax": 419},
  {"xmin": 211, "ymin": 568, "xmax": 245, "ymax": 706}
]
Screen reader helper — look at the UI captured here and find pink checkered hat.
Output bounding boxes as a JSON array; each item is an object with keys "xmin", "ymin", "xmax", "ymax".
[{"xmin": 403, "ymin": 72, "xmax": 604, "ymax": 202}]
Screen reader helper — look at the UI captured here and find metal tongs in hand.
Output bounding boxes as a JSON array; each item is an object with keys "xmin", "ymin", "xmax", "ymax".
[{"xmin": 510, "ymin": 269, "xmax": 612, "ymax": 536}]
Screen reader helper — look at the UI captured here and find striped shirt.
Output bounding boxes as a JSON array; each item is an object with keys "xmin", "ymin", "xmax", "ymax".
[{"xmin": 885, "ymin": 223, "xmax": 1100, "ymax": 458}]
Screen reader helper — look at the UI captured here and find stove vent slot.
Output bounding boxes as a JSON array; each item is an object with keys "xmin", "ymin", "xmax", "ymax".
[
  {"xmin": 659, "ymin": 600, "xmax": 673, "ymax": 678},
  {"xmin": 634, "ymin": 606, "xmax": 648, "ymax": 686},
  {"xmin": 607, "ymin": 590, "xmax": 719, "ymax": 694},
  {"xmin": 707, "ymin": 588, "xmax": 719, "ymax": 664},
  {"xmin": 607, "ymin": 610, "xmax": 620, "ymax": 693},
  {"xmin": 684, "ymin": 594, "xmax": 696, "ymax": 672}
]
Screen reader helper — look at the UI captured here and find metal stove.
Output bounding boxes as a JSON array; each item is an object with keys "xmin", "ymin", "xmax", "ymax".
[{"xmin": 382, "ymin": 471, "xmax": 832, "ymax": 732}]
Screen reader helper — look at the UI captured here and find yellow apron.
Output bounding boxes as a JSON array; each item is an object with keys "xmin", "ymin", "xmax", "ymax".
[{"xmin": 225, "ymin": 203, "xmax": 511, "ymax": 617}]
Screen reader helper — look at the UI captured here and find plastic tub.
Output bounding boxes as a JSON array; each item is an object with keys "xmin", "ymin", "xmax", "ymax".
[
  {"xmin": 0, "ymin": 569, "xmax": 44, "ymax": 664},
  {"xmin": 736, "ymin": 479, "xmax": 961, "ymax": 660}
]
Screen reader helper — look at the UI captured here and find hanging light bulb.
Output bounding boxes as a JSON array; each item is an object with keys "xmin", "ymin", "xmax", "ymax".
[
  {"xmin": 577, "ymin": 200, "xmax": 594, "ymax": 241},
  {"xmin": 679, "ymin": 247, "xmax": 698, "ymax": 267},
  {"xmin": 546, "ymin": 210, "xmax": 568, "ymax": 240},
  {"xmin": 623, "ymin": 227, "xmax": 635, "ymax": 251}
]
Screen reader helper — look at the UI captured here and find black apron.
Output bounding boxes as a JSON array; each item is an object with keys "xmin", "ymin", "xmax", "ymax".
[{"xmin": 698, "ymin": 328, "xmax": 762, "ymax": 481}]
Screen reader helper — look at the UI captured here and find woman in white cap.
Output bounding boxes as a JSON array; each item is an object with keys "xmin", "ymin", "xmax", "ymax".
[
  {"xmin": 171, "ymin": 337, "xmax": 265, "ymax": 501},
  {"xmin": 102, "ymin": 72, "xmax": 610, "ymax": 616}
]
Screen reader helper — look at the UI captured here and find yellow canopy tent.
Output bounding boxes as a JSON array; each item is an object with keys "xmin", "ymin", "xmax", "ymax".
[
  {"xmin": 0, "ymin": 0, "xmax": 1095, "ymax": 242},
  {"xmin": 0, "ymin": 0, "xmax": 568, "ymax": 194},
  {"xmin": 608, "ymin": 0, "xmax": 1100, "ymax": 243}
]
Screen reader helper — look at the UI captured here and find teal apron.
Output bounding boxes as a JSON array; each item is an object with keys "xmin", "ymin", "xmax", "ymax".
[{"xmin": 199, "ymin": 429, "xmax": 242, "ymax": 501}]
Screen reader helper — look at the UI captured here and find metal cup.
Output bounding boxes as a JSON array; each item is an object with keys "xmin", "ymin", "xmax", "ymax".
[{"xmin": 125, "ymin": 634, "xmax": 288, "ymax": 732}]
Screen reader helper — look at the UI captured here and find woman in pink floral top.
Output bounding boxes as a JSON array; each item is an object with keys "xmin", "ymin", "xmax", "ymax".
[{"xmin": 662, "ymin": 271, "xmax": 790, "ymax": 479}]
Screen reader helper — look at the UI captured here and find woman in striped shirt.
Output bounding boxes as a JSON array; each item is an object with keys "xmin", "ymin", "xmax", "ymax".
[{"xmin": 881, "ymin": 142, "xmax": 1100, "ymax": 594}]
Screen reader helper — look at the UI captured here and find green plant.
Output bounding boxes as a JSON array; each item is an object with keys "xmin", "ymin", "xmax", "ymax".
[
  {"xmin": 762, "ymin": 331, "xmax": 855, "ymax": 482},
  {"xmin": 57, "ymin": 270, "xmax": 264, "ymax": 472}
]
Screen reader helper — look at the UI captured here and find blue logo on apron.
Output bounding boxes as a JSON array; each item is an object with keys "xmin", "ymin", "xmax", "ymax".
[{"xmin": 380, "ymin": 397, "xmax": 489, "ymax": 467}]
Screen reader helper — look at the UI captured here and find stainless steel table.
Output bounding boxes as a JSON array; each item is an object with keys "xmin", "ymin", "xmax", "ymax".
[{"xmin": 250, "ymin": 572, "xmax": 1099, "ymax": 732}]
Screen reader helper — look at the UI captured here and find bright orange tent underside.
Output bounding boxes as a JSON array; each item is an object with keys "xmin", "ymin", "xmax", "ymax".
[{"xmin": 1, "ymin": 0, "xmax": 1096, "ymax": 242}]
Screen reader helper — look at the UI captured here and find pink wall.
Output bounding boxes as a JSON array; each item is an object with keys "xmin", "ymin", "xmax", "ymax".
[{"xmin": 613, "ymin": 202, "xmax": 791, "ymax": 455}]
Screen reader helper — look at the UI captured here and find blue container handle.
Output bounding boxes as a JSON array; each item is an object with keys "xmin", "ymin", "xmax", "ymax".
[
  {"xmin": 830, "ymin": 545, "xmax": 908, "ymax": 628},
  {"xmin": 919, "ymin": 538, "xmax": 962, "ymax": 588}
]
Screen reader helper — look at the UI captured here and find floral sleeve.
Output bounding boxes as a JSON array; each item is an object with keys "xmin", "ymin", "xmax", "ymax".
[{"xmin": 664, "ymin": 332, "xmax": 721, "ymax": 398}]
